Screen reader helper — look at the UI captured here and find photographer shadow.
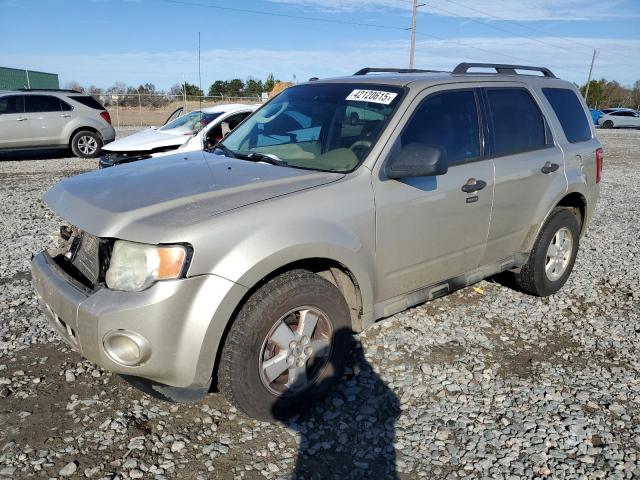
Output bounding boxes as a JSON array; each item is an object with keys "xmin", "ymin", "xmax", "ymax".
[{"xmin": 273, "ymin": 332, "xmax": 400, "ymax": 480}]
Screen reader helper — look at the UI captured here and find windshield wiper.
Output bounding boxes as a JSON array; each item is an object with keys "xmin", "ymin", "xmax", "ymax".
[
  {"xmin": 234, "ymin": 151, "xmax": 288, "ymax": 167},
  {"xmin": 212, "ymin": 143, "xmax": 236, "ymax": 158}
]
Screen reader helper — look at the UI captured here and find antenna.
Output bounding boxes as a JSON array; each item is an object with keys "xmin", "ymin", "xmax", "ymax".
[{"xmin": 198, "ymin": 31, "xmax": 202, "ymax": 119}]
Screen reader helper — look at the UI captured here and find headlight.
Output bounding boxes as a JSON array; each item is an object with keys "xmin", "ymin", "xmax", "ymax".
[{"xmin": 105, "ymin": 241, "xmax": 189, "ymax": 292}]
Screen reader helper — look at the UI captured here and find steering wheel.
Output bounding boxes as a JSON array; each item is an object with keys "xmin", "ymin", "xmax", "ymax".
[{"xmin": 350, "ymin": 140, "xmax": 372, "ymax": 157}]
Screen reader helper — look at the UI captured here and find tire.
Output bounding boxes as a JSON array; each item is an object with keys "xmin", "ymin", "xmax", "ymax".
[
  {"xmin": 513, "ymin": 207, "xmax": 580, "ymax": 297},
  {"xmin": 218, "ymin": 269, "xmax": 352, "ymax": 421},
  {"xmin": 71, "ymin": 130, "xmax": 102, "ymax": 158},
  {"xmin": 602, "ymin": 120, "xmax": 614, "ymax": 129}
]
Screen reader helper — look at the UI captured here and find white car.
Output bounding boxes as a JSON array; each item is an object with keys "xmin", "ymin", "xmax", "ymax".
[
  {"xmin": 598, "ymin": 109, "xmax": 640, "ymax": 129},
  {"xmin": 100, "ymin": 103, "xmax": 258, "ymax": 167}
]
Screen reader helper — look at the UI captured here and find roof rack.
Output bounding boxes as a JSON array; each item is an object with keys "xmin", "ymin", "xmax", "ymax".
[
  {"xmin": 452, "ymin": 62, "xmax": 556, "ymax": 78},
  {"xmin": 353, "ymin": 67, "xmax": 446, "ymax": 76},
  {"xmin": 15, "ymin": 88, "xmax": 83, "ymax": 93}
]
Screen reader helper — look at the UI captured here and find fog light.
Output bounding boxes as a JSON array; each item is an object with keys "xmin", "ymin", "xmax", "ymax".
[{"xmin": 103, "ymin": 330, "xmax": 151, "ymax": 366}]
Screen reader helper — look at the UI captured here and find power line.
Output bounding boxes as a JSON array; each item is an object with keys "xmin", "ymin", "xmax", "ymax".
[
  {"xmin": 161, "ymin": 0, "xmax": 407, "ymax": 31},
  {"xmin": 159, "ymin": 0, "xmax": 611, "ymax": 79},
  {"xmin": 434, "ymin": 0, "xmax": 639, "ymax": 64},
  {"xmin": 422, "ymin": 2, "xmax": 595, "ymax": 60}
]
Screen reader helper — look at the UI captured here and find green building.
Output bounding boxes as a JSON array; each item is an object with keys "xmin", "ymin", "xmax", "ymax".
[{"xmin": 0, "ymin": 67, "xmax": 59, "ymax": 90}]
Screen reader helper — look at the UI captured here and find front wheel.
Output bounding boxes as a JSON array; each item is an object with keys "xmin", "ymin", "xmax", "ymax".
[
  {"xmin": 218, "ymin": 270, "xmax": 352, "ymax": 421},
  {"xmin": 513, "ymin": 207, "xmax": 581, "ymax": 296},
  {"xmin": 602, "ymin": 120, "xmax": 614, "ymax": 129},
  {"xmin": 71, "ymin": 130, "xmax": 102, "ymax": 158}
]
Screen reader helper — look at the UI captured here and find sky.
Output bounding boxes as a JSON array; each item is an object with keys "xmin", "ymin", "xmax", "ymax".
[{"xmin": 1, "ymin": 0, "xmax": 639, "ymax": 91}]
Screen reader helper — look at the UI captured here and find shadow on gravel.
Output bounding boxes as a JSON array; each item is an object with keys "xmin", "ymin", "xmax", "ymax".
[
  {"xmin": 0, "ymin": 149, "xmax": 72, "ymax": 161},
  {"xmin": 274, "ymin": 333, "xmax": 400, "ymax": 480}
]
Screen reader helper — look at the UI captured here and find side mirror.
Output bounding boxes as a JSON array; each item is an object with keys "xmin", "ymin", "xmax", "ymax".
[{"xmin": 385, "ymin": 143, "xmax": 448, "ymax": 179}]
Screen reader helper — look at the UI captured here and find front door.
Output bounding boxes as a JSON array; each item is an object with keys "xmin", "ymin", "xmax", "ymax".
[{"xmin": 373, "ymin": 87, "xmax": 494, "ymax": 303}]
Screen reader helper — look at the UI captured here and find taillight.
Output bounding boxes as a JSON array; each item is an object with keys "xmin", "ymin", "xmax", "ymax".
[
  {"xmin": 595, "ymin": 147, "xmax": 603, "ymax": 183},
  {"xmin": 100, "ymin": 111, "xmax": 111, "ymax": 125}
]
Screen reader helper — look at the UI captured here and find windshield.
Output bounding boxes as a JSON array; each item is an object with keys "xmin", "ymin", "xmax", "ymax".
[
  {"xmin": 159, "ymin": 110, "xmax": 222, "ymax": 134},
  {"xmin": 219, "ymin": 83, "xmax": 404, "ymax": 173}
]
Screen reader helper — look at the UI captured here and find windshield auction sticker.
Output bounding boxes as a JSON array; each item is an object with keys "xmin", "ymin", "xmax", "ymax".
[{"xmin": 346, "ymin": 89, "xmax": 398, "ymax": 105}]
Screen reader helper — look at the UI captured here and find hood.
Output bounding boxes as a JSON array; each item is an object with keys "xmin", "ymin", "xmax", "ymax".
[
  {"xmin": 44, "ymin": 151, "xmax": 343, "ymax": 243},
  {"xmin": 102, "ymin": 128, "xmax": 190, "ymax": 153}
]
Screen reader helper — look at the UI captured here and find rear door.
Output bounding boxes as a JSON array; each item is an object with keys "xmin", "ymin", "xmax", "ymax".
[
  {"xmin": 480, "ymin": 84, "xmax": 566, "ymax": 265},
  {"xmin": 373, "ymin": 86, "xmax": 494, "ymax": 302},
  {"xmin": 24, "ymin": 95, "xmax": 72, "ymax": 146},
  {"xmin": 0, "ymin": 95, "xmax": 28, "ymax": 148}
]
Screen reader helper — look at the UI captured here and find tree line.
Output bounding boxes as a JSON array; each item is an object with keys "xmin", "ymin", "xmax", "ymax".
[
  {"xmin": 580, "ymin": 79, "xmax": 640, "ymax": 110},
  {"xmin": 64, "ymin": 74, "xmax": 282, "ymax": 99}
]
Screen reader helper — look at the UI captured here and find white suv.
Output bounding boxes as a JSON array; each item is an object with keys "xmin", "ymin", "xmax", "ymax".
[{"xmin": 0, "ymin": 89, "xmax": 115, "ymax": 158}]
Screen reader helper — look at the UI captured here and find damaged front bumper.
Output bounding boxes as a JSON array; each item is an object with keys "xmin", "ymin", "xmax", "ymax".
[{"xmin": 31, "ymin": 251, "xmax": 242, "ymax": 400}]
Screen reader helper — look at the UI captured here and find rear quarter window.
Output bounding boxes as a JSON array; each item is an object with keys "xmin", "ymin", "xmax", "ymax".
[
  {"xmin": 542, "ymin": 88, "xmax": 591, "ymax": 143},
  {"xmin": 68, "ymin": 95, "xmax": 106, "ymax": 110}
]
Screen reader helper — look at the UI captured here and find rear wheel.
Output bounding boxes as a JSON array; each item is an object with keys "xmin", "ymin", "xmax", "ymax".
[
  {"xmin": 602, "ymin": 120, "xmax": 614, "ymax": 129},
  {"xmin": 218, "ymin": 270, "xmax": 352, "ymax": 421},
  {"xmin": 513, "ymin": 207, "xmax": 580, "ymax": 296},
  {"xmin": 71, "ymin": 130, "xmax": 102, "ymax": 158}
]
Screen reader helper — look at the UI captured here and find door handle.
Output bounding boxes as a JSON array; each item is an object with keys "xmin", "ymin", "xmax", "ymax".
[
  {"xmin": 461, "ymin": 178, "xmax": 487, "ymax": 193},
  {"xmin": 16, "ymin": 117, "xmax": 28, "ymax": 122},
  {"xmin": 541, "ymin": 162, "xmax": 559, "ymax": 174},
  {"xmin": 60, "ymin": 114, "xmax": 72, "ymax": 118}
]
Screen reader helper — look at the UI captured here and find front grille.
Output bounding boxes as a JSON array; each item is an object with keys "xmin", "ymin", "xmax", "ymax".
[
  {"xmin": 72, "ymin": 232, "xmax": 101, "ymax": 285},
  {"xmin": 50, "ymin": 226, "xmax": 112, "ymax": 290}
]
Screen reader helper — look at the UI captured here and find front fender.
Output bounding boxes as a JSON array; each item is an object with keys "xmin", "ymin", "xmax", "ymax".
[{"xmin": 211, "ymin": 218, "xmax": 375, "ymax": 318}]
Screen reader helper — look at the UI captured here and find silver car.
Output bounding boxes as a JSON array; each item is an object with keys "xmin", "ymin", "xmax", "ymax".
[
  {"xmin": 31, "ymin": 63, "xmax": 602, "ymax": 421},
  {"xmin": 0, "ymin": 89, "xmax": 115, "ymax": 158}
]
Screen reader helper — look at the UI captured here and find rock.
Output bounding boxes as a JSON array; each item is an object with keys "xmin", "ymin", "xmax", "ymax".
[{"xmin": 59, "ymin": 461, "xmax": 77, "ymax": 477}]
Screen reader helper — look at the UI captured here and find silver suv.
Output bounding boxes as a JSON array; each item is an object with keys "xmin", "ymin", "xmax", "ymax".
[
  {"xmin": 0, "ymin": 89, "xmax": 115, "ymax": 158},
  {"xmin": 31, "ymin": 63, "xmax": 602, "ymax": 421}
]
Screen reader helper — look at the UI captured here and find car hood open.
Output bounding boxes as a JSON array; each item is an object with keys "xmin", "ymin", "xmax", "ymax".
[
  {"xmin": 44, "ymin": 151, "xmax": 343, "ymax": 243},
  {"xmin": 102, "ymin": 127, "xmax": 191, "ymax": 153}
]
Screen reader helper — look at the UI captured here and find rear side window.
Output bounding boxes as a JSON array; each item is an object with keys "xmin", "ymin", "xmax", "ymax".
[
  {"xmin": 542, "ymin": 88, "xmax": 591, "ymax": 143},
  {"xmin": 25, "ymin": 95, "xmax": 62, "ymax": 113},
  {"xmin": 0, "ymin": 95, "xmax": 24, "ymax": 114},
  {"xmin": 486, "ymin": 88, "xmax": 546, "ymax": 157},
  {"xmin": 69, "ymin": 95, "xmax": 105, "ymax": 110},
  {"xmin": 399, "ymin": 89, "xmax": 481, "ymax": 165}
]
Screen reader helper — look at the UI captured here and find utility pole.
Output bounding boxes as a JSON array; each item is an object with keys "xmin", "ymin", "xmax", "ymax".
[
  {"xmin": 409, "ymin": 0, "xmax": 418, "ymax": 69},
  {"xmin": 583, "ymin": 49, "xmax": 598, "ymax": 105},
  {"xmin": 409, "ymin": 1, "xmax": 425, "ymax": 69}
]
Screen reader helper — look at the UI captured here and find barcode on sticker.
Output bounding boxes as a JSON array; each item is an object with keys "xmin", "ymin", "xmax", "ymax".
[{"xmin": 346, "ymin": 89, "xmax": 398, "ymax": 105}]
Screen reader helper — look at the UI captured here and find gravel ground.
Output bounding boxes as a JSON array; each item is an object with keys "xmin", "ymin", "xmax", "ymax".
[{"xmin": 0, "ymin": 129, "xmax": 639, "ymax": 479}]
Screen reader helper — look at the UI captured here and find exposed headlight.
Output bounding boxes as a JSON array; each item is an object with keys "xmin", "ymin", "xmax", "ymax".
[{"xmin": 105, "ymin": 240, "xmax": 189, "ymax": 292}]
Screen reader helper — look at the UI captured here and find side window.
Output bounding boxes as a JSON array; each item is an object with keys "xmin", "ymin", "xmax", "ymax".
[
  {"xmin": 25, "ymin": 95, "xmax": 62, "ymax": 113},
  {"xmin": 486, "ymin": 88, "xmax": 547, "ymax": 156},
  {"xmin": 0, "ymin": 95, "xmax": 25, "ymax": 114},
  {"xmin": 543, "ymin": 87, "xmax": 593, "ymax": 144},
  {"xmin": 60, "ymin": 99, "xmax": 73, "ymax": 112},
  {"xmin": 398, "ymin": 90, "xmax": 481, "ymax": 165}
]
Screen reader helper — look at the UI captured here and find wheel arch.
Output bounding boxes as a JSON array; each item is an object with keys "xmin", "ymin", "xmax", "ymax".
[
  {"xmin": 523, "ymin": 189, "xmax": 589, "ymax": 253},
  {"xmin": 68, "ymin": 125, "xmax": 101, "ymax": 148},
  {"xmin": 207, "ymin": 255, "xmax": 371, "ymax": 390}
]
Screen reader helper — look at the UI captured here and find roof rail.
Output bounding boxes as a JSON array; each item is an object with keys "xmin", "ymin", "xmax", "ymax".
[
  {"xmin": 354, "ymin": 67, "xmax": 446, "ymax": 76},
  {"xmin": 452, "ymin": 62, "xmax": 556, "ymax": 78},
  {"xmin": 15, "ymin": 88, "xmax": 83, "ymax": 93}
]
